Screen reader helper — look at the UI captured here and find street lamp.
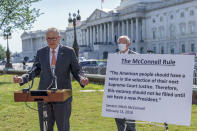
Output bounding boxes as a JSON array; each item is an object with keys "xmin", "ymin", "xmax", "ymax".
[
  {"xmin": 68, "ymin": 9, "xmax": 81, "ymax": 57},
  {"xmin": 3, "ymin": 28, "xmax": 13, "ymax": 69}
]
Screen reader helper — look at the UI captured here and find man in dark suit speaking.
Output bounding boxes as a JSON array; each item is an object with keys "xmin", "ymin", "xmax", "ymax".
[{"xmin": 13, "ymin": 27, "xmax": 89, "ymax": 131}]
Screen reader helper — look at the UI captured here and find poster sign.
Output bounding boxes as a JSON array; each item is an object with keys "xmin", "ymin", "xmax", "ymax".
[{"xmin": 102, "ymin": 54, "xmax": 194, "ymax": 126}]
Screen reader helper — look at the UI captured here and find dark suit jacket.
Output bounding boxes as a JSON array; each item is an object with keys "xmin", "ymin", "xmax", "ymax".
[
  {"xmin": 21, "ymin": 44, "xmax": 83, "ymax": 90},
  {"xmin": 128, "ymin": 49, "xmax": 138, "ymax": 54}
]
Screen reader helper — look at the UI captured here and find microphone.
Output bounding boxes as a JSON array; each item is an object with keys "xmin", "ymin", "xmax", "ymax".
[
  {"xmin": 23, "ymin": 62, "xmax": 41, "ymax": 93},
  {"xmin": 30, "ymin": 62, "xmax": 41, "ymax": 73},
  {"xmin": 51, "ymin": 65, "xmax": 55, "ymax": 76},
  {"xmin": 51, "ymin": 65, "xmax": 57, "ymax": 92}
]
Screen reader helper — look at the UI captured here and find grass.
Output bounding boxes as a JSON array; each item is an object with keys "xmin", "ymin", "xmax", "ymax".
[{"xmin": 0, "ymin": 75, "xmax": 196, "ymax": 131}]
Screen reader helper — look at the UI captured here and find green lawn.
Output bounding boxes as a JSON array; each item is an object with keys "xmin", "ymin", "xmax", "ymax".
[{"xmin": 0, "ymin": 75, "xmax": 197, "ymax": 131}]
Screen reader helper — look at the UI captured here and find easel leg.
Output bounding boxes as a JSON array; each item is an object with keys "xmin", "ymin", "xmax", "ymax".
[
  {"xmin": 164, "ymin": 123, "xmax": 168, "ymax": 131},
  {"xmin": 124, "ymin": 121, "xmax": 127, "ymax": 131},
  {"xmin": 154, "ymin": 125, "xmax": 157, "ymax": 131}
]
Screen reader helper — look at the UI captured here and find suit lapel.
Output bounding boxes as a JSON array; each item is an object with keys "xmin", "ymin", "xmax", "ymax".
[
  {"xmin": 55, "ymin": 44, "xmax": 63, "ymax": 73},
  {"xmin": 45, "ymin": 46, "xmax": 51, "ymax": 69}
]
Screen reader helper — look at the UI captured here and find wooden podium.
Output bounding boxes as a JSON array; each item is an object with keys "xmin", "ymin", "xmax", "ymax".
[{"xmin": 14, "ymin": 89, "xmax": 72, "ymax": 102}]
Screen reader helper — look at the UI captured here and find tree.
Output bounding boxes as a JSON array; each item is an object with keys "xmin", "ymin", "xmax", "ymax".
[
  {"xmin": 0, "ymin": 44, "xmax": 6, "ymax": 60},
  {"xmin": 0, "ymin": 0, "xmax": 42, "ymax": 34}
]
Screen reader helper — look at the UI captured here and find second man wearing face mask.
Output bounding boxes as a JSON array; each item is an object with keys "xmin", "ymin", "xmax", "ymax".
[{"xmin": 115, "ymin": 36, "xmax": 138, "ymax": 131}]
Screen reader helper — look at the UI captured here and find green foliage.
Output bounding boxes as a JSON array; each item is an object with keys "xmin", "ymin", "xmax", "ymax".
[
  {"xmin": 0, "ymin": 0, "xmax": 42, "ymax": 34},
  {"xmin": 0, "ymin": 44, "xmax": 6, "ymax": 60},
  {"xmin": 0, "ymin": 75, "xmax": 197, "ymax": 131}
]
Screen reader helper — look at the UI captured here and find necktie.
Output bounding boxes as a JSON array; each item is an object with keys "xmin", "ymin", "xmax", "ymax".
[{"xmin": 51, "ymin": 49, "xmax": 56, "ymax": 67}]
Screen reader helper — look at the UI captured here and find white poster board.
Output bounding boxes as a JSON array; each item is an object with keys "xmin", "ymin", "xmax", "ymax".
[{"xmin": 102, "ymin": 54, "xmax": 194, "ymax": 126}]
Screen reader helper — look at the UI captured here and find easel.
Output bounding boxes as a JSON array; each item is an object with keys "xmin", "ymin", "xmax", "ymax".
[{"xmin": 124, "ymin": 120, "xmax": 168, "ymax": 131}]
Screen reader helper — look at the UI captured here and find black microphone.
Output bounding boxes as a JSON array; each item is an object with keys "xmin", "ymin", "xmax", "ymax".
[
  {"xmin": 22, "ymin": 62, "xmax": 41, "ymax": 93},
  {"xmin": 50, "ymin": 65, "xmax": 58, "ymax": 92},
  {"xmin": 30, "ymin": 62, "xmax": 41, "ymax": 74}
]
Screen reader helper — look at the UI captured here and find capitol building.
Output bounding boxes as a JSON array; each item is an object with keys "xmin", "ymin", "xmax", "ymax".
[{"xmin": 21, "ymin": 0, "xmax": 197, "ymax": 60}]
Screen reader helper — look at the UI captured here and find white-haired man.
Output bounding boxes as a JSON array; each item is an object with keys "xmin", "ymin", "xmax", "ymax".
[{"xmin": 115, "ymin": 36, "xmax": 138, "ymax": 131}]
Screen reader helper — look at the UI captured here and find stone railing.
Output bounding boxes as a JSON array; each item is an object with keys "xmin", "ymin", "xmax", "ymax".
[
  {"xmin": 0, "ymin": 69, "xmax": 27, "ymax": 75},
  {"xmin": 82, "ymin": 67, "xmax": 106, "ymax": 75},
  {"xmin": 94, "ymin": 42, "xmax": 113, "ymax": 45}
]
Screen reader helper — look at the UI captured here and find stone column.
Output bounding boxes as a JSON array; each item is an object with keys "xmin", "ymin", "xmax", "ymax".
[
  {"xmin": 126, "ymin": 20, "xmax": 129, "ymax": 36},
  {"xmin": 93, "ymin": 26, "xmax": 95, "ymax": 44},
  {"xmin": 139, "ymin": 19, "xmax": 142, "ymax": 41},
  {"xmin": 100, "ymin": 24, "xmax": 103, "ymax": 42},
  {"xmin": 136, "ymin": 17, "xmax": 139, "ymax": 43},
  {"xmin": 89, "ymin": 27, "xmax": 91, "ymax": 45},
  {"xmin": 122, "ymin": 20, "xmax": 124, "ymax": 35},
  {"xmin": 87, "ymin": 27, "xmax": 90, "ymax": 45},
  {"xmin": 142, "ymin": 18, "xmax": 145, "ymax": 41},
  {"xmin": 94, "ymin": 26, "xmax": 96, "ymax": 43},
  {"xmin": 92, "ymin": 26, "xmax": 94, "ymax": 45},
  {"xmin": 84, "ymin": 29, "xmax": 87, "ymax": 45},
  {"xmin": 104, "ymin": 23, "xmax": 106, "ymax": 42},
  {"xmin": 81, "ymin": 29, "xmax": 83, "ymax": 45},
  {"xmin": 118, "ymin": 21, "xmax": 120, "ymax": 37},
  {"xmin": 112, "ymin": 21, "xmax": 114, "ymax": 43},
  {"xmin": 108, "ymin": 22, "xmax": 111, "ymax": 42},
  {"xmin": 130, "ymin": 19, "xmax": 134, "ymax": 42},
  {"xmin": 97, "ymin": 25, "xmax": 99, "ymax": 42},
  {"xmin": 90, "ymin": 26, "xmax": 92, "ymax": 45},
  {"xmin": 30, "ymin": 38, "xmax": 33, "ymax": 49}
]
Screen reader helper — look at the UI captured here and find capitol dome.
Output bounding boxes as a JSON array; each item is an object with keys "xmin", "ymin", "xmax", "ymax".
[{"xmin": 118, "ymin": 0, "xmax": 162, "ymax": 9}]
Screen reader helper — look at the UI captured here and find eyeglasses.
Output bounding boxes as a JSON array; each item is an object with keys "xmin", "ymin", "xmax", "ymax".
[{"xmin": 47, "ymin": 37, "xmax": 59, "ymax": 41}]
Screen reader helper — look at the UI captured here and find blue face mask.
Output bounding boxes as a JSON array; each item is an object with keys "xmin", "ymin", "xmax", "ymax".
[{"xmin": 118, "ymin": 43, "xmax": 127, "ymax": 52}]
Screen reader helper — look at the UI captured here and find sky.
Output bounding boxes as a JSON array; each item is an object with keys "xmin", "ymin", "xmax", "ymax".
[{"xmin": 0, "ymin": 0, "xmax": 121, "ymax": 53}]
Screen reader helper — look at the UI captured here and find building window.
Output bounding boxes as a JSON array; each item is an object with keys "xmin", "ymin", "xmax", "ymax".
[
  {"xmin": 171, "ymin": 48, "xmax": 174, "ymax": 54},
  {"xmin": 189, "ymin": 21, "xmax": 196, "ymax": 34},
  {"xmin": 42, "ymin": 37, "xmax": 45, "ymax": 42},
  {"xmin": 180, "ymin": 12, "xmax": 184, "ymax": 18},
  {"xmin": 153, "ymin": 19, "xmax": 156, "ymax": 23},
  {"xmin": 190, "ymin": 10, "xmax": 194, "ymax": 16},
  {"xmin": 153, "ymin": 47, "xmax": 156, "ymax": 53},
  {"xmin": 191, "ymin": 43, "xmax": 195, "ymax": 52},
  {"xmin": 170, "ymin": 24, "xmax": 175, "ymax": 38},
  {"xmin": 140, "ymin": 47, "xmax": 144, "ymax": 54},
  {"xmin": 159, "ymin": 26, "xmax": 164, "ymax": 39},
  {"xmin": 160, "ymin": 17, "xmax": 163, "ymax": 22},
  {"xmin": 182, "ymin": 44, "xmax": 185, "ymax": 53},
  {"xmin": 103, "ymin": 52, "xmax": 108, "ymax": 59},
  {"xmin": 161, "ymin": 46, "xmax": 164, "ymax": 54},
  {"xmin": 170, "ymin": 15, "xmax": 174, "ymax": 20},
  {"xmin": 179, "ymin": 23, "xmax": 186, "ymax": 35},
  {"xmin": 152, "ymin": 28, "xmax": 157, "ymax": 39}
]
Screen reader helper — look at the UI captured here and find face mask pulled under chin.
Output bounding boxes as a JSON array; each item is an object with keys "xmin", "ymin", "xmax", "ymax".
[{"xmin": 118, "ymin": 43, "xmax": 127, "ymax": 52}]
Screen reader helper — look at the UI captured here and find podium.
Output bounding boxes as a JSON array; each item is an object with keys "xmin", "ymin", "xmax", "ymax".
[
  {"xmin": 14, "ymin": 89, "xmax": 72, "ymax": 131},
  {"xmin": 14, "ymin": 89, "xmax": 72, "ymax": 102}
]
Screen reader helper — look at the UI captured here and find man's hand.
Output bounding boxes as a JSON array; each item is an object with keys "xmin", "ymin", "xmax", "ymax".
[
  {"xmin": 80, "ymin": 77, "xmax": 89, "ymax": 86},
  {"xmin": 13, "ymin": 75, "xmax": 22, "ymax": 83}
]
